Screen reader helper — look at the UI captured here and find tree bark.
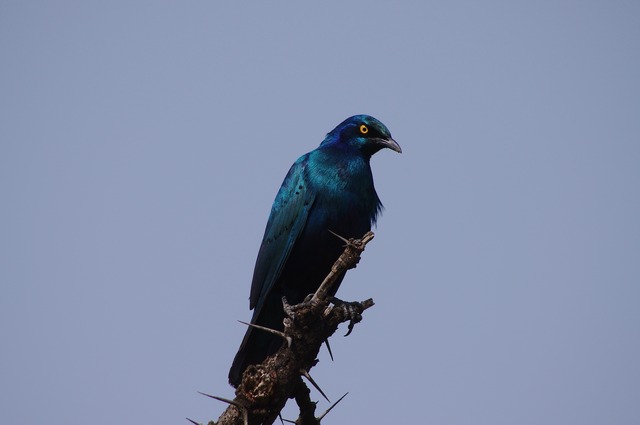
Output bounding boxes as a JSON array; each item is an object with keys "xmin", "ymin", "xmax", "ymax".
[{"xmin": 195, "ymin": 232, "xmax": 376, "ymax": 425}]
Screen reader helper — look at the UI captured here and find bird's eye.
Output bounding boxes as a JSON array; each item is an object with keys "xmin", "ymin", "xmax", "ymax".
[{"xmin": 359, "ymin": 124, "xmax": 369, "ymax": 134}]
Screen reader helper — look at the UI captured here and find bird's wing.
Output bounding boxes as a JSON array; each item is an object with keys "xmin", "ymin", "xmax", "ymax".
[{"xmin": 249, "ymin": 156, "xmax": 316, "ymax": 312}]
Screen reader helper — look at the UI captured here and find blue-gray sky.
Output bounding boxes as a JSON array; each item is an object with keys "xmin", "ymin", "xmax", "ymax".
[{"xmin": 2, "ymin": 2, "xmax": 639, "ymax": 424}]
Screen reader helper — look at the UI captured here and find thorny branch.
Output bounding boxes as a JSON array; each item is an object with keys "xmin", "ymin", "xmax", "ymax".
[{"xmin": 194, "ymin": 231, "xmax": 376, "ymax": 425}]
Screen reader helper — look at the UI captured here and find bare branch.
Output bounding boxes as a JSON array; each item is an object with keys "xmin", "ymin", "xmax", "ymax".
[
  {"xmin": 311, "ymin": 231, "xmax": 375, "ymax": 303},
  {"xmin": 202, "ymin": 232, "xmax": 376, "ymax": 425}
]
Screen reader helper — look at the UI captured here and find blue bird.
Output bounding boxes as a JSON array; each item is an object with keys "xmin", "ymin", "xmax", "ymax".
[{"xmin": 229, "ymin": 115, "xmax": 401, "ymax": 387}]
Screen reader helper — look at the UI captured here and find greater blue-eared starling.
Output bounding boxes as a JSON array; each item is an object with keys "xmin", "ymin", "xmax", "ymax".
[{"xmin": 229, "ymin": 115, "xmax": 401, "ymax": 386}]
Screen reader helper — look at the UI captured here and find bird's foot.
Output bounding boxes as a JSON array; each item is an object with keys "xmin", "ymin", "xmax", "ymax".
[
  {"xmin": 330, "ymin": 297, "xmax": 364, "ymax": 336},
  {"xmin": 282, "ymin": 296, "xmax": 295, "ymax": 328},
  {"xmin": 282, "ymin": 295, "xmax": 318, "ymax": 330}
]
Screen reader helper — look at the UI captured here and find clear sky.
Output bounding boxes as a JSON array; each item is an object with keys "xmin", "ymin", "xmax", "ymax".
[{"xmin": 1, "ymin": 1, "xmax": 639, "ymax": 424}]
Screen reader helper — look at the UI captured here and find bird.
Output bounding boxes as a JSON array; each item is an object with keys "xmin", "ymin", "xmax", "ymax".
[{"xmin": 228, "ymin": 114, "xmax": 401, "ymax": 387}]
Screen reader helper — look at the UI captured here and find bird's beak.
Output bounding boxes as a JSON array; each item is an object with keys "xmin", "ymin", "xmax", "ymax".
[{"xmin": 376, "ymin": 137, "xmax": 402, "ymax": 153}]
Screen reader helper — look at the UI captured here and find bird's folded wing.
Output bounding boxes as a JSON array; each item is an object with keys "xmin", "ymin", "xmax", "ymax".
[{"xmin": 249, "ymin": 157, "xmax": 316, "ymax": 312}]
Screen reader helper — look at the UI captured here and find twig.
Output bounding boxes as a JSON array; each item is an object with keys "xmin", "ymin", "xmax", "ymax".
[{"xmin": 311, "ymin": 231, "xmax": 374, "ymax": 303}]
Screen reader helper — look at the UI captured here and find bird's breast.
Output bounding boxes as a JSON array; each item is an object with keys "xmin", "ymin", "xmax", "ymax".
[{"xmin": 308, "ymin": 169, "xmax": 379, "ymax": 234}]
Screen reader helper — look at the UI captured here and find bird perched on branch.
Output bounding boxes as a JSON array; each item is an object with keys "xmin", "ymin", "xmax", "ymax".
[{"xmin": 229, "ymin": 115, "xmax": 401, "ymax": 387}]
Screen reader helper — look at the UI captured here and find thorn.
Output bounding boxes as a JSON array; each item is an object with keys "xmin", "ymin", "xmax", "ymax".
[
  {"xmin": 197, "ymin": 391, "xmax": 240, "ymax": 407},
  {"xmin": 279, "ymin": 413, "xmax": 295, "ymax": 424},
  {"xmin": 238, "ymin": 320, "xmax": 292, "ymax": 347},
  {"xmin": 324, "ymin": 339, "xmax": 334, "ymax": 361},
  {"xmin": 300, "ymin": 369, "xmax": 330, "ymax": 402},
  {"xmin": 197, "ymin": 392, "xmax": 249, "ymax": 425},
  {"xmin": 318, "ymin": 392, "xmax": 349, "ymax": 421},
  {"xmin": 185, "ymin": 418, "xmax": 200, "ymax": 425},
  {"xmin": 328, "ymin": 229, "xmax": 351, "ymax": 246}
]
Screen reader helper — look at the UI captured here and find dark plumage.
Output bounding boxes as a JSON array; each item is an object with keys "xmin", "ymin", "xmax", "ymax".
[{"xmin": 228, "ymin": 115, "xmax": 401, "ymax": 387}]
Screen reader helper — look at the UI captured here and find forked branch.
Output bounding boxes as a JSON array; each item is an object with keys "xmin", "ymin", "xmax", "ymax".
[{"xmin": 196, "ymin": 231, "xmax": 376, "ymax": 425}]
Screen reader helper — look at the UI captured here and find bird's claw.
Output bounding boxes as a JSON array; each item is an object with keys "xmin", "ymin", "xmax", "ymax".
[
  {"xmin": 330, "ymin": 297, "xmax": 364, "ymax": 336},
  {"xmin": 282, "ymin": 294, "xmax": 317, "ymax": 329}
]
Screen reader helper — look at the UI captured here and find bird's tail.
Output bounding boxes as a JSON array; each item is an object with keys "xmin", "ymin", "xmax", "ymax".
[
  {"xmin": 228, "ymin": 302, "xmax": 286, "ymax": 387},
  {"xmin": 228, "ymin": 327, "xmax": 253, "ymax": 387}
]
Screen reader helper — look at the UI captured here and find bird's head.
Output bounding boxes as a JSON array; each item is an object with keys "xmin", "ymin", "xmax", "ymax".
[{"xmin": 321, "ymin": 115, "xmax": 402, "ymax": 156}]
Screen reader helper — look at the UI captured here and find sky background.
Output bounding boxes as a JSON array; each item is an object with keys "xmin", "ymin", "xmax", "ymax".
[{"xmin": 1, "ymin": 1, "xmax": 639, "ymax": 424}]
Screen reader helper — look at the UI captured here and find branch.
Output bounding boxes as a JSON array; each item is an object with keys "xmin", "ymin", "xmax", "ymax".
[
  {"xmin": 197, "ymin": 231, "xmax": 376, "ymax": 425},
  {"xmin": 312, "ymin": 231, "xmax": 375, "ymax": 303}
]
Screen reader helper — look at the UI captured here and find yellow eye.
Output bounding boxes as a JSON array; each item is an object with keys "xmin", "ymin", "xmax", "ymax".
[{"xmin": 359, "ymin": 124, "xmax": 369, "ymax": 134}]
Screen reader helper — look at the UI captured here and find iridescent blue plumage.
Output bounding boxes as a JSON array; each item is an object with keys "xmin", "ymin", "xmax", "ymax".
[{"xmin": 229, "ymin": 115, "xmax": 401, "ymax": 386}]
